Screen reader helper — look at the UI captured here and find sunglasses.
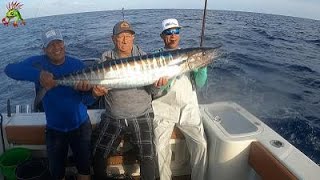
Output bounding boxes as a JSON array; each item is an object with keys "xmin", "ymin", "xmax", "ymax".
[{"xmin": 162, "ymin": 28, "xmax": 180, "ymax": 35}]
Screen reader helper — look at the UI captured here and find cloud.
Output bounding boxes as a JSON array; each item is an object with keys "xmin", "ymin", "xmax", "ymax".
[
  {"xmin": 0, "ymin": 0, "xmax": 319, "ymax": 20},
  {"xmin": 19, "ymin": 0, "xmax": 105, "ymax": 18},
  {"xmin": 212, "ymin": 0, "xmax": 320, "ymax": 20}
]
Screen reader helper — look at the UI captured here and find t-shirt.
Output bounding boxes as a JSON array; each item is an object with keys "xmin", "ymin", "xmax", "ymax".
[{"xmin": 100, "ymin": 45, "xmax": 156, "ymax": 119}]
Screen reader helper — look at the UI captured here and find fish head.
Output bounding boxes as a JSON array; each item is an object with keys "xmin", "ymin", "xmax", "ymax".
[{"xmin": 187, "ymin": 47, "xmax": 220, "ymax": 70}]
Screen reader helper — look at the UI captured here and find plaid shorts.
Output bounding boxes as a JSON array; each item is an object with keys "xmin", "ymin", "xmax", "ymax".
[{"xmin": 92, "ymin": 111, "xmax": 154, "ymax": 160}]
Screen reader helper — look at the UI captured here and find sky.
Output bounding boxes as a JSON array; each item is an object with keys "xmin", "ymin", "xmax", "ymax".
[{"xmin": 0, "ymin": 0, "xmax": 319, "ymax": 20}]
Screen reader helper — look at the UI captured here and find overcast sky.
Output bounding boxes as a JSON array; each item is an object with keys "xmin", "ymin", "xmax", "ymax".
[{"xmin": 0, "ymin": 0, "xmax": 319, "ymax": 20}]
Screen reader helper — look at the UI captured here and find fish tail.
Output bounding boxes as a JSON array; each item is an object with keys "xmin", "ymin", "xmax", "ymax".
[{"xmin": 33, "ymin": 87, "xmax": 47, "ymax": 111}]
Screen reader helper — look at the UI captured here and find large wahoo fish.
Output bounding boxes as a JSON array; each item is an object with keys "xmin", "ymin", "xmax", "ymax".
[
  {"xmin": 35, "ymin": 47, "xmax": 221, "ymax": 106},
  {"xmin": 57, "ymin": 47, "xmax": 221, "ymax": 88}
]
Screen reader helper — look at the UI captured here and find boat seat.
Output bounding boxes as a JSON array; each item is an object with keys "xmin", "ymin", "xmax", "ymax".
[
  {"xmin": 5, "ymin": 123, "xmax": 185, "ymax": 145},
  {"xmin": 5, "ymin": 124, "xmax": 99, "ymax": 145},
  {"xmin": 6, "ymin": 125, "xmax": 45, "ymax": 145},
  {"xmin": 101, "ymin": 127, "xmax": 185, "ymax": 166},
  {"xmin": 248, "ymin": 141, "xmax": 298, "ymax": 180}
]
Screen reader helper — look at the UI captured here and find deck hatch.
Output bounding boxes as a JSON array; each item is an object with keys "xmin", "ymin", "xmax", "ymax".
[{"xmin": 203, "ymin": 102, "xmax": 262, "ymax": 137}]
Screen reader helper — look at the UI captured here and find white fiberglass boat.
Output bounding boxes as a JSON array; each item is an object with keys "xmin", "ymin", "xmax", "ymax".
[{"xmin": 0, "ymin": 101, "xmax": 319, "ymax": 180}]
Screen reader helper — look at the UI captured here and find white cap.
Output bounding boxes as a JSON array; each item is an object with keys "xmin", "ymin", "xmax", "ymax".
[{"xmin": 161, "ymin": 18, "xmax": 182, "ymax": 32}]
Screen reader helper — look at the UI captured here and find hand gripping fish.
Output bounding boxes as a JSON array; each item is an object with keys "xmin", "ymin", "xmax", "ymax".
[{"xmin": 35, "ymin": 47, "xmax": 221, "ymax": 105}]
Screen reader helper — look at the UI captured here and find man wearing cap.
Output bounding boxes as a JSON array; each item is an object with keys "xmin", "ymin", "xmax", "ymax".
[
  {"xmin": 5, "ymin": 28, "xmax": 105, "ymax": 180},
  {"xmin": 152, "ymin": 18, "xmax": 208, "ymax": 180},
  {"xmin": 91, "ymin": 20, "xmax": 168, "ymax": 180}
]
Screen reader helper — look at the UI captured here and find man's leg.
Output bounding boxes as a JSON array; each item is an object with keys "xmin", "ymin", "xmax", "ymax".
[
  {"xmin": 153, "ymin": 116, "xmax": 175, "ymax": 180},
  {"xmin": 178, "ymin": 105, "xmax": 207, "ymax": 180},
  {"xmin": 46, "ymin": 128, "xmax": 69, "ymax": 180},
  {"xmin": 128, "ymin": 113, "xmax": 157, "ymax": 180},
  {"xmin": 92, "ymin": 117, "xmax": 123, "ymax": 180},
  {"xmin": 69, "ymin": 120, "xmax": 92, "ymax": 180}
]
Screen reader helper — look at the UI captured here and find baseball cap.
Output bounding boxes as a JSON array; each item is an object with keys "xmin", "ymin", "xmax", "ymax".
[
  {"xmin": 162, "ymin": 18, "xmax": 182, "ymax": 32},
  {"xmin": 113, "ymin": 21, "xmax": 135, "ymax": 35},
  {"xmin": 41, "ymin": 28, "xmax": 63, "ymax": 48}
]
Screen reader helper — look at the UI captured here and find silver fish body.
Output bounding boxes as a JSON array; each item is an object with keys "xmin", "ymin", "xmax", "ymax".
[{"xmin": 56, "ymin": 47, "xmax": 221, "ymax": 89}]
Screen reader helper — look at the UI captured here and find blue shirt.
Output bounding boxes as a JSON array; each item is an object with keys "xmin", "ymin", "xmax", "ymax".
[{"xmin": 5, "ymin": 55, "xmax": 96, "ymax": 132}]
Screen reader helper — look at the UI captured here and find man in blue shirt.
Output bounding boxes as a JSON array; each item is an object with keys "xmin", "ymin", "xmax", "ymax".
[{"xmin": 4, "ymin": 28, "xmax": 104, "ymax": 180}]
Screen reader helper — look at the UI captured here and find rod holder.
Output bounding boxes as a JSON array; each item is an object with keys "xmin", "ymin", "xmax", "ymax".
[{"xmin": 7, "ymin": 99, "xmax": 11, "ymax": 117}]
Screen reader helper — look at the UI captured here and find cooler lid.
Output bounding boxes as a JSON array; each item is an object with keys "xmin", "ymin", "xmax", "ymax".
[{"xmin": 202, "ymin": 102, "xmax": 262, "ymax": 138}]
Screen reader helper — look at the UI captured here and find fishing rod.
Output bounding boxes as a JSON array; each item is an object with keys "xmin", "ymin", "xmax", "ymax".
[
  {"xmin": 121, "ymin": 7, "xmax": 125, "ymax": 20},
  {"xmin": 200, "ymin": 0, "xmax": 208, "ymax": 47},
  {"xmin": 197, "ymin": 0, "xmax": 209, "ymax": 100},
  {"xmin": 34, "ymin": 0, "xmax": 44, "ymax": 18}
]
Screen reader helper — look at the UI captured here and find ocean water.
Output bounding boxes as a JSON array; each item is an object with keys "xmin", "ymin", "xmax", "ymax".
[{"xmin": 0, "ymin": 9, "xmax": 319, "ymax": 165}]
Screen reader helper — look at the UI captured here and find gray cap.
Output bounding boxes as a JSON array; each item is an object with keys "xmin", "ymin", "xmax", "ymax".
[
  {"xmin": 41, "ymin": 28, "xmax": 63, "ymax": 48},
  {"xmin": 113, "ymin": 21, "xmax": 135, "ymax": 35}
]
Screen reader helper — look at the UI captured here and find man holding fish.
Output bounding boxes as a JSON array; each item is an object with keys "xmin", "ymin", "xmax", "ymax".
[
  {"xmin": 91, "ymin": 20, "xmax": 168, "ymax": 180},
  {"xmin": 152, "ymin": 18, "xmax": 208, "ymax": 180},
  {"xmin": 4, "ymin": 28, "xmax": 100, "ymax": 180}
]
